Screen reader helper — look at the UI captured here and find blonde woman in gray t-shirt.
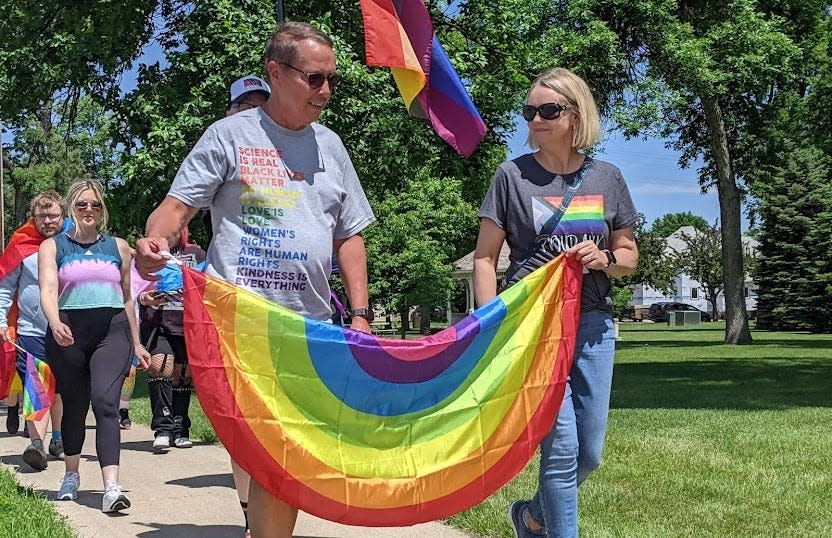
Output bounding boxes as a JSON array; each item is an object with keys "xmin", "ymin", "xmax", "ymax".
[{"xmin": 474, "ymin": 67, "xmax": 639, "ymax": 538}]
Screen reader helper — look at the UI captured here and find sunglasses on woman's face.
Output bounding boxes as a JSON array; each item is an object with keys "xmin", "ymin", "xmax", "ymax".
[
  {"xmin": 522, "ymin": 102, "xmax": 570, "ymax": 121},
  {"xmin": 74, "ymin": 200, "xmax": 103, "ymax": 210}
]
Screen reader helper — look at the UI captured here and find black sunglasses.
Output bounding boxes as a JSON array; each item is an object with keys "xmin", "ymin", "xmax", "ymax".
[
  {"xmin": 522, "ymin": 102, "xmax": 570, "ymax": 121},
  {"xmin": 280, "ymin": 62, "xmax": 341, "ymax": 90},
  {"xmin": 74, "ymin": 200, "xmax": 103, "ymax": 210}
]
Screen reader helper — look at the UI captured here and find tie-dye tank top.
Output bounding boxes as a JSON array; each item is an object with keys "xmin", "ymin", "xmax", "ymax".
[{"xmin": 53, "ymin": 233, "xmax": 124, "ymax": 310}]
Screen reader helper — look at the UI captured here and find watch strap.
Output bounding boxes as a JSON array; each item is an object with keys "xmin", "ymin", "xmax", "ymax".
[
  {"xmin": 351, "ymin": 307, "xmax": 373, "ymax": 320},
  {"xmin": 602, "ymin": 249, "xmax": 617, "ymax": 268}
]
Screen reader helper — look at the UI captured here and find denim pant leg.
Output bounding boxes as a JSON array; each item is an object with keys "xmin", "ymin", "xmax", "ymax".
[{"xmin": 527, "ymin": 310, "xmax": 616, "ymax": 538}]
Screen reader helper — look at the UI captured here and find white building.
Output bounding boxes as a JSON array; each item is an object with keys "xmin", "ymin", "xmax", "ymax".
[{"xmin": 630, "ymin": 226, "xmax": 759, "ymax": 316}]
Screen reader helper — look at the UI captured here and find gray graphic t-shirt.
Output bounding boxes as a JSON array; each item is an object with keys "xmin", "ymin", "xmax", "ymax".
[
  {"xmin": 169, "ymin": 107, "xmax": 375, "ymax": 320},
  {"xmin": 479, "ymin": 154, "xmax": 638, "ymax": 312}
]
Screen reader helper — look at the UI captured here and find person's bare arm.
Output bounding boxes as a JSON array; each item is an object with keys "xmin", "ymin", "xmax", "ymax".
[
  {"xmin": 334, "ymin": 234, "xmax": 371, "ymax": 333},
  {"xmin": 117, "ymin": 239, "xmax": 150, "ymax": 369},
  {"xmin": 135, "ymin": 196, "xmax": 199, "ymax": 279},
  {"xmin": 38, "ymin": 238, "xmax": 73, "ymax": 346},
  {"xmin": 472, "ymin": 218, "xmax": 506, "ymax": 308}
]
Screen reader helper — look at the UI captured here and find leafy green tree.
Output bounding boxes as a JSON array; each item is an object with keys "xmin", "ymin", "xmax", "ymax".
[
  {"xmin": 2, "ymin": 97, "xmax": 117, "ymax": 239},
  {"xmin": 669, "ymin": 223, "xmax": 725, "ymax": 320},
  {"xmin": 753, "ymin": 146, "xmax": 832, "ymax": 332},
  {"xmin": 567, "ymin": 0, "xmax": 829, "ymax": 343},
  {"xmin": 0, "ymin": 0, "xmax": 158, "ymax": 122},
  {"xmin": 741, "ymin": 14, "xmax": 832, "ymax": 333},
  {"xmin": 616, "ymin": 215, "xmax": 677, "ymax": 297},
  {"xmin": 650, "ymin": 212, "xmax": 709, "ymax": 239},
  {"xmin": 366, "ymin": 174, "xmax": 477, "ymax": 338}
]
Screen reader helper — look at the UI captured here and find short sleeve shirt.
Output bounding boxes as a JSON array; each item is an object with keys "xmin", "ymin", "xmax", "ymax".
[
  {"xmin": 168, "ymin": 108, "xmax": 375, "ymax": 320},
  {"xmin": 478, "ymin": 154, "xmax": 638, "ymax": 312}
]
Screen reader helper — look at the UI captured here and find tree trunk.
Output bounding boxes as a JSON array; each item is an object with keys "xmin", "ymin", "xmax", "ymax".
[
  {"xmin": 419, "ymin": 305, "xmax": 431, "ymax": 334},
  {"xmin": 707, "ymin": 285, "xmax": 721, "ymax": 320},
  {"xmin": 398, "ymin": 306, "xmax": 409, "ymax": 339},
  {"xmin": 701, "ymin": 96, "xmax": 752, "ymax": 344}
]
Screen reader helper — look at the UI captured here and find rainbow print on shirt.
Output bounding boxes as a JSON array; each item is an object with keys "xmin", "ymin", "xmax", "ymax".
[{"xmin": 533, "ymin": 195, "xmax": 606, "ymax": 237}]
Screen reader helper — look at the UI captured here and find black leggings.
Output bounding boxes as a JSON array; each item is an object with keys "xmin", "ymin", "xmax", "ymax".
[{"xmin": 45, "ymin": 308, "xmax": 132, "ymax": 467}]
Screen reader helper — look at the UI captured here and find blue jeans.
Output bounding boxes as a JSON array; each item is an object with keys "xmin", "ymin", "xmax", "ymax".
[{"xmin": 527, "ymin": 310, "xmax": 616, "ymax": 538}]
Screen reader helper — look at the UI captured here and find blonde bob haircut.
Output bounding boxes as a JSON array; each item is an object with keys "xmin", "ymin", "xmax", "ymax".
[
  {"xmin": 526, "ymin": 67, "xmax": 602, "ymax": 151},
  {"xmin": 65, "ymin": 180, "xmax": 109, "ymax": 233}
]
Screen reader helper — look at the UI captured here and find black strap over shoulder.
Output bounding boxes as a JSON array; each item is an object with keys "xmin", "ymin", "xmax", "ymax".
[{"xmin": 500, "ymin": 158, "xmax": 591, "ymax": 290}]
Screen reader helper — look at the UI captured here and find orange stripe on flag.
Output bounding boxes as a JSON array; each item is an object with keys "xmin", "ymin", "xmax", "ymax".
[{"xmin": 360, "ymin": 0, "xmax": 426, "ymax": 108}]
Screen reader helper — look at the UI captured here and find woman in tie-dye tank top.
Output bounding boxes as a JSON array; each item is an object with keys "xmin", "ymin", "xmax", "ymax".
[{"xmin": 38, "ymin": 180, "xmax": 151, "ymax": 514}]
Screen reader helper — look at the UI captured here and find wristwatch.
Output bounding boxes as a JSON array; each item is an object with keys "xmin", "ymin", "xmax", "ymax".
[
  {"xmin": 351, "ymin": 307, "xmax": 374, "ymax": 322},
  {"xmin": 601, "ymin": 249, "xmax": 617, "ymax": 268}
]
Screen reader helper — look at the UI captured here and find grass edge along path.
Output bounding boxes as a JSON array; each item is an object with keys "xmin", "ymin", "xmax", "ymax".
[{"xmin": 0, "ymin": 467, "xmax": 75, "ymax": 537}]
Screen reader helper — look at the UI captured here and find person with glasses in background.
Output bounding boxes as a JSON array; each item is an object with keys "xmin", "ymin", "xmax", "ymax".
[
  {"xmin": 227, "ymin": 75, "xmax": 270, "ymax": 116},
  {"xmin": 38, "ymin": 180, "xmax": 150, "ymax": 513},
  {"xmin": 136, "ymin": 22, "xmax": 375, "ymax": 538},
  {"xmin": 473, "ymin": 68, "xmax": 639, "ymax": 537},
  {"xmin": 0, "ymin": 191, "xmax": 67, "ymax": 470}
]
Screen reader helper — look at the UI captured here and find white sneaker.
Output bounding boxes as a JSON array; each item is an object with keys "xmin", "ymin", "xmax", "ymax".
[
  {"xmin": 56, "ymin": 471, "xmax": 80, "ymax": 500},
  {"xmin": 173, "ymin": 436, "xmax": 193, "ymax": 448},
  {"xmin": 102, "ymin": 483, "xmax": 131, "ymax": 513},
  {"xmin": 152, "ymin": 435, "xmax": 170, "ymax": 452}
]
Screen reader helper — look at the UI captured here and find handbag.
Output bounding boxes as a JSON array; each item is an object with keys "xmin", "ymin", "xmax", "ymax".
[{"xmin": 499, "ymin": 159, "xmax": 590, "ymax": 291}]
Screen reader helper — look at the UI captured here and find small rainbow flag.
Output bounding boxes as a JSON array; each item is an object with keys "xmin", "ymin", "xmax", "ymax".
[
  {"xmin": 359, "ymin": 0, "xmax": 488, "ymax": 158},
  {"xmin": 182, "ymin": 255, "xmax": 582, "ymax": 525},
  {"xmin": 22, "ymin": 351, "xmax": 55, "ymax": 421}
]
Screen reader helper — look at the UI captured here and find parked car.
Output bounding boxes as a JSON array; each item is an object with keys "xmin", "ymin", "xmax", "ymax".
[{"xmin": 647, "ymin": 302, "xmax": 713, "ymax": 322}]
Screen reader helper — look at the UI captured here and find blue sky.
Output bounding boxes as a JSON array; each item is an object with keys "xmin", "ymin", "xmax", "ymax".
[{"xmin": 507, "ymin": 118, "xmax": 750, "ymax": 231}]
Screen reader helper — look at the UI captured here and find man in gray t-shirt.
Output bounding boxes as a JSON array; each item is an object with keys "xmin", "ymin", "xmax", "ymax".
[{"xmin": 135, "ymin": 21, "xmax": 375, "ymax": 538}]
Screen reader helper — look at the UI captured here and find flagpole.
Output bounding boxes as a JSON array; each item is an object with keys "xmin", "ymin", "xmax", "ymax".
[
  {"xmin": 7, "ymin": 339, "xmax": 26, "ymax": 354},
  {"xmin": 275, "ymin": 0, "xmax": 284, "ymax": 23}
]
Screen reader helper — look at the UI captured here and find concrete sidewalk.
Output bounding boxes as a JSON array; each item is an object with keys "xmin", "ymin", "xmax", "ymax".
[{"xmin": 0, "ymin": 404, "xmax": 471, "ymax": 538}]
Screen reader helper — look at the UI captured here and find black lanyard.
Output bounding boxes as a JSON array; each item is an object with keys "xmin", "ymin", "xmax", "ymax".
[{"xmin": 502, "ymin": 159, "xmax": 590, "ymax": 286}]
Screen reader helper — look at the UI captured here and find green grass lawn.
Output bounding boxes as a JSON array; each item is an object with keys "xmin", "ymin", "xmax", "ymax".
[
  {"xmin": 0, "ymin": 468, "xmax": 75, "ymax": 537},
  {"xmin": 448, "ymin": 322, "xmax": 832, "ymax": 537}
]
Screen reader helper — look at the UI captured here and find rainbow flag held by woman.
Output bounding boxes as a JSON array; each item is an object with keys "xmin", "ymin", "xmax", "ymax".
[
  {"xmin": 22, "ymin": 351, "xmax": 55, "ymax": 421},
  {"xmin": 182, "ymin": 255, "xmax": 582, "ymax": 526}
]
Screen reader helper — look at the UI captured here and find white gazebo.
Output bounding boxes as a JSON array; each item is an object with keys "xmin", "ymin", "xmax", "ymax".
[{"xmin": 449, "ymin": 243, "xmax": 512, "ymax": 324}]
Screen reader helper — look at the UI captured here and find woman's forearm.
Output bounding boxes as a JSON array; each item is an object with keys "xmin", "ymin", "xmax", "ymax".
[{"xmin": 473, "ymin": 258, "xmax": 499, "ymax": 308}]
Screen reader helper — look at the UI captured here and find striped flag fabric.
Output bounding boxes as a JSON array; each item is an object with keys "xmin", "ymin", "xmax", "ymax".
[
  {"xmin": 359, "ymin": 0, "xmax": 488, "ymax": 157},
  {"xmin": 182, "ymin": 254, "xmax": 582, "ymax": 525},
  {"xmin": 22, "ymin": 351, "xmax": 55, "ymax": 421}
]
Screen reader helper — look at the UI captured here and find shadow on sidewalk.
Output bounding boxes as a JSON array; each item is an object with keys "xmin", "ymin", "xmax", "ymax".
[
  {"xmin": 1, "ymin": 453, "xmax": 96, "ymax": 472},
  {"xmin": 166, "ymin": 472, "xmax": 235, "ymax": 489},
  {"xmin": 136, "ymin": 523, "xmax": 244, "ymax": 537}
]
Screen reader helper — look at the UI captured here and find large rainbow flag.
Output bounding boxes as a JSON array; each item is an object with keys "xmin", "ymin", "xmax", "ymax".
[
  {"xmin": 359, "ymin": 0, "xmax": 488, "ymax": 158},
  {"xmin": 182, "ymin": 255, "xmax": 581, "ymax": 526}
]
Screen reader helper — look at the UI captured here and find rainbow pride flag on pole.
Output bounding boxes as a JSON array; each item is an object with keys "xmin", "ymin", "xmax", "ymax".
[
  {"xmin": 182, "ymin": 255, "xmax": 581, "ymax": 525},
  {"xmin": 359, "ymin": 0, "xmax": 488, "ymax": 158},
  {"xmin": 21, "ymin": 350, "xmax": 55, "ymax": 421}
]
